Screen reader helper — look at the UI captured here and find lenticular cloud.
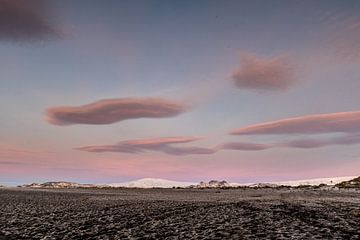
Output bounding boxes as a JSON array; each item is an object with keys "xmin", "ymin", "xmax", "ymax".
[
  {"xmin": 77, "ymin": 136, "xmax": 271, "ymax": 156},
  {"xmin": 0, "ymin": 0, "xmax": 60, "ymax": 42},
  {"xmin": 219, "ymin": 142, "xmax": 271, "ymax": 151},
  {"xmin": 281, "ymin": 134, "xmax": 360, "ymax": 149},
  {"xmin": 232, "ymin": 53, "xmax": 295, "ymax": 91},
  {"xmin": 76, "ymin": 136, "xmax": 216, "ymax": 156},
  {"xmin": 230, "ymin": 111, "xmax": 360, "ymax": 135},
  {"xmin": 46, "ymin": 98, "xmax": 188, "ymax": 125}
]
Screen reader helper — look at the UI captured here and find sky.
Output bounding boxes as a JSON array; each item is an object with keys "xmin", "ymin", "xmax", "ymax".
[{"xmin": 0, "ymin": 0, "xmax": 359, "ymax": 186}]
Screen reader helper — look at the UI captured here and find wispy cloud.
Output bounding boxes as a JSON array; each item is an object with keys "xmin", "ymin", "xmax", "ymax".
[
  {"xmin": 323, "ymin": 16, "xmax": 360, "ymax": 62},
  {"xmin": 77, "ymin": 137, "xmax": 271, "ymax": 156},
  {"xmin": 0, "ymin": 0, "xmax": 61, "ymax": 42},
  {"xmin": 231, "ymin": 53, "xmax": 295, "ymax": 91},
  {"xmin": 218, "ymin": 142, "xmax": 271, "ymax": 151},
  {"xmin": 159, "ymin": 146, "xmax": 217, "ymax": 156},
  {"xmin": 76, "ymin": 136, "xmax": 217, "ymax": 156},
  {"xmin": 221, "ymin": 134, "xmax": 360, "ymax": 151},
  {"xmin": 281, "ymin": 134, "xmax": 360, "ymax": 149},
  {"xmin": 230, "ymin": 111, "xmax": 360, "ymax": 135},
  {"xmin": 332, "ymin": 20, "xmax": 360, "ymax": 61},
  {"xmin": 46, "ymin": 98, "xmax": 188, "ymax": 126},
  {"xmin": 0, "ymin": 160, "xmax": 24, "ymax": 165}
]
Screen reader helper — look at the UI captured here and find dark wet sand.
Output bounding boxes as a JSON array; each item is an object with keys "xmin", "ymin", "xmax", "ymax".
[{"xmin": 0, "ymin": 188, "xmax": 359, "ymax": 239}]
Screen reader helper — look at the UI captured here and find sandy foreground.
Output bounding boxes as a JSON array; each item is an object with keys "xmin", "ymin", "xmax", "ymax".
[{"xmin": 0, "ymin": 188, "xmax": 359, "ymax": 239}]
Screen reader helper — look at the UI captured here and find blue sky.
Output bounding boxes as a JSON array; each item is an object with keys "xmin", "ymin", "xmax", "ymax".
[{"xmin": 0, "ymin": 0, "xmax": 359, "ymax": 185}]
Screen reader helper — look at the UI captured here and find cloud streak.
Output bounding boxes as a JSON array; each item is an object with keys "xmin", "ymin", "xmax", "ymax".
[
  {"xmin": 0, "ymin": 0, "xmax": 60, "ymax": 42},
  {"xmin": 231, "ymin": 111, "xmax": 360, "ymax": 135},
  {"xmin": 281, "ymin": 134, "xmax": 360, "ymax": 149},
  {"xmin": 0, "ymin": 160, "xmax": 24, "ymax": 165},
  {"xmin": 76, "ymin": 136, "xmax": 216, "ymax": 156},
  {"xmin": 218, "ymin": 142, "xmax": 271, "ymax": 151},
  {"xmin": 77, "ymin": 132, "xmax": 360, "ymax": 156},
  {"xmin": 46, "ymin": 98, "xmax": 188, "ymax": 125},
  {"xmin": 231, "ymin": 53, "xmax": 295, "ymax": 91},
  {"xmin": 77, "ymin": 137, "xmax": 271, "ymax": 156}
]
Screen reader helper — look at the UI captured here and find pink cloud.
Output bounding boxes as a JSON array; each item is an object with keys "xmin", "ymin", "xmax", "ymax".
[
  {"xmin": 0, "ymin": 0, "xmax": 60, "ymax": 42},
  {"xmin": 0, "ymin": 160, "xmax": 24, "ymax": 165},
  {"xmin": 46, "ymin": 98, "xmax": 188, "ymax": 125},
  {"xmin": 231, "ymin": 53, "xmax": 295, "ymax": 91},
  {"xmin": 77, "ymin": 136, "xmax": 272, "ymax": 156},
  {"xmin": 76, "ymin": 136, "xmax": 217, "ymax": 156},
  {"xmin": 326, "ymin": 18, "xmax": 360, "ymax": 62},
  {"xmin": 231, "ymin": 111, "xmax": 360, "ymax": 135},
  {"xmin": 0, "ymin": 146, "xmax": 55, "ymax": 160},
  {"xmin": 281, "ymin": 134, "xmax": 360, "ymax": 149},
  {"xmin": 122, "ymin": 137, "xmax": 201, "ymax": 146},
  {"xmin": 160, "ymin": 146, "xmax": 217, "ymax": 155},
  {"xmin": 217, "ymin": 142, "xmax": 270, "ymax": 151}
]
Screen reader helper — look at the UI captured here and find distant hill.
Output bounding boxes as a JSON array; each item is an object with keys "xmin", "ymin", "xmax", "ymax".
[
  {"xmin": 335, "ymin": 176, "xmax": 360, "ymax": 189},
  {"xmin": 19, "ymin": 176, "xmax": 359, "ymax": 189},
  {"xmin": 272, "ymin": 176, "xmax": 357, "ymax": 187},
  {"xmin": 21, "ymin": 181, "xmax": 102, "ymax": 189},
  {"xmin": 230, "ymin": 176, "xmax": 357, "ymax": 188},
  {"xmin": 107, "ymin": 178, "xmax": 196, "ymax": 188}
]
